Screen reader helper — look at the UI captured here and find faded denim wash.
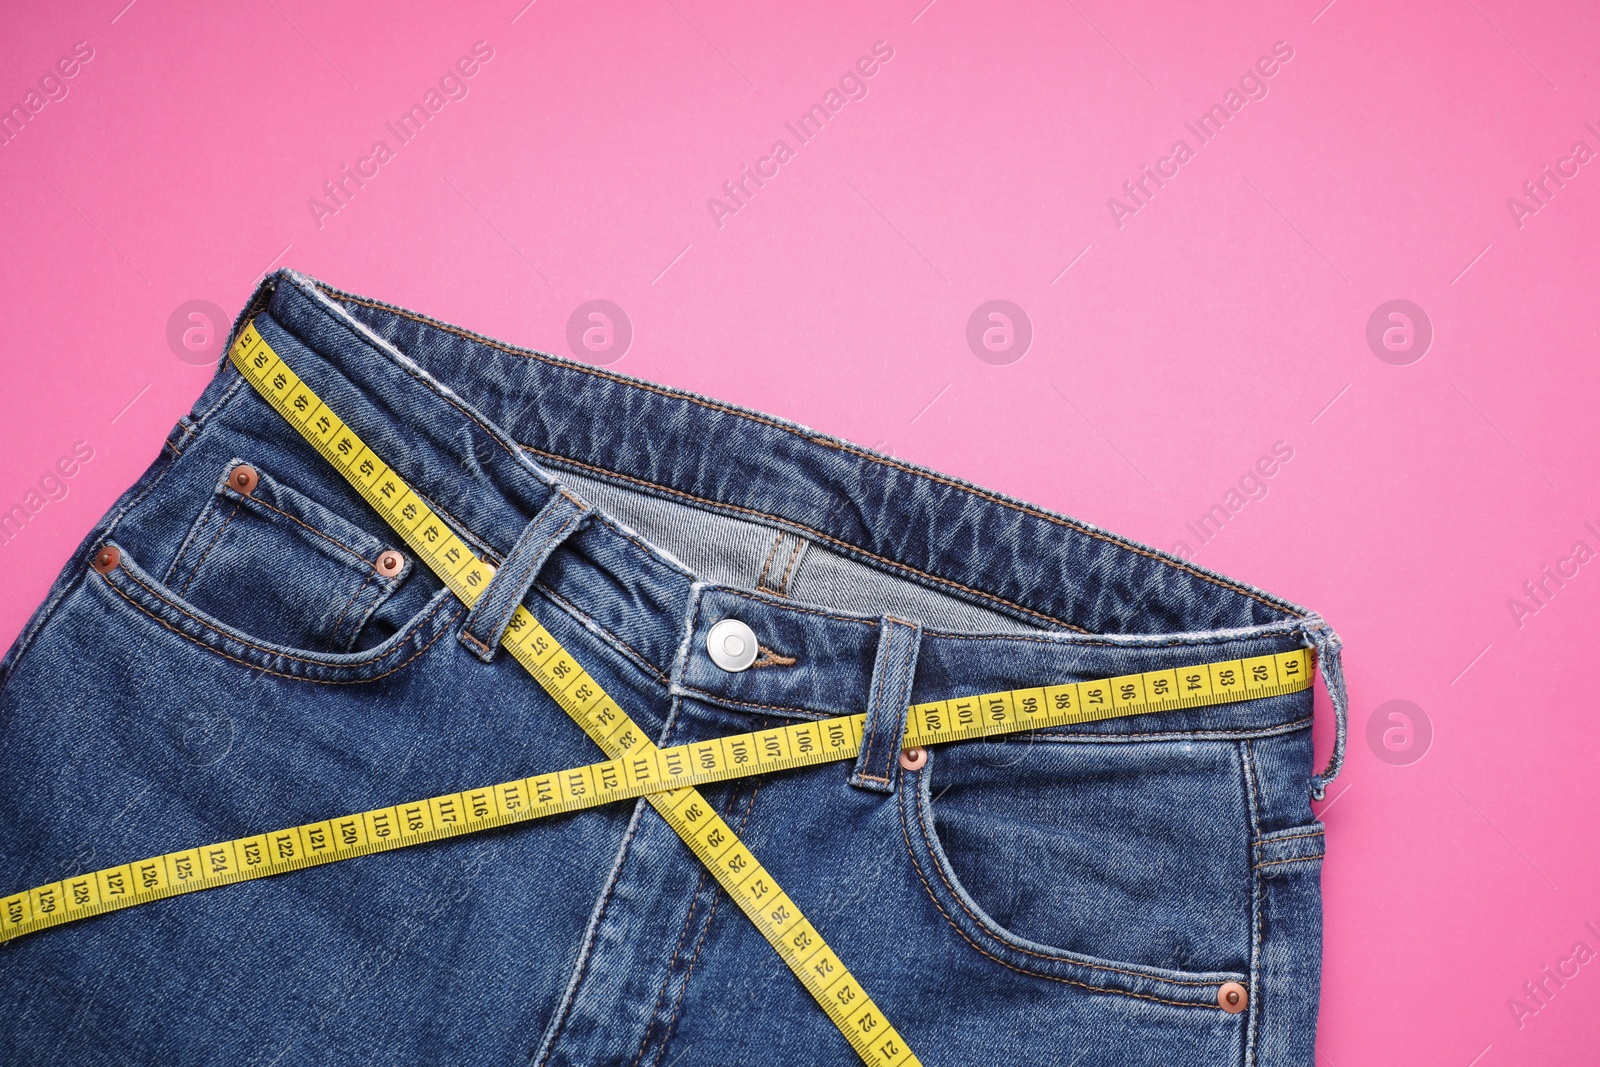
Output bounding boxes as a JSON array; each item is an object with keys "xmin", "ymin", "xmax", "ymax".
[{"xmin": 0, "ymin": 270, "xmax": 1344, "ymax": 1065}]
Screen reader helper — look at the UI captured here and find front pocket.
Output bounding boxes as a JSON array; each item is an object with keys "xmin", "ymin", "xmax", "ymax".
[
  {"xmin": 163, "ymin": 460, "xmax": 413, "ymax": 654},
  {"xmin": 96, "ymin": 543, "xmax": 463, "ymax": 685},
  {"xmin": 899, "ymin": 740, "xmax": 1252, "ymax": 1005}
]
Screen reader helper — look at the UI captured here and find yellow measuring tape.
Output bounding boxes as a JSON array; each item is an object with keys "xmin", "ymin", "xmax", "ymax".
[{"xmin": 0, "ymin": 321, "xmax": 1314, "ymax": 1064}]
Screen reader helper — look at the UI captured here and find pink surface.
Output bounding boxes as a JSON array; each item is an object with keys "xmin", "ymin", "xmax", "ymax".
[{"xmin": 2, "ymin": 1, "xmax": 1598, "ymax": 1062}]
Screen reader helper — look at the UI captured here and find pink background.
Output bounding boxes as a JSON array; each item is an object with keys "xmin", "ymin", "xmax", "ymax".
[{"xmin": 3, "ymin": 1, "xmax": 1598, "ymax": 1062}]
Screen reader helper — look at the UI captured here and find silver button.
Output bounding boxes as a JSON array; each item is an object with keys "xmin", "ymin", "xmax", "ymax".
[{"xmin": 706, "ymin": 618, "xmax": 759, "ymax": 672}]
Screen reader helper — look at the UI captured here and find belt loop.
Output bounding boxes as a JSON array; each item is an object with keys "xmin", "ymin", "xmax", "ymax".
[
  {"xmin": 849, "ymin": 616, "xmax": 922, "ymax": 795},
  {"xmin": 1301, "ymin": 614, "xmax": 1348, "ymax": 801},
  {"xmin": 459, "ymin": 489, "xmax": 590, "ymax": 663}
]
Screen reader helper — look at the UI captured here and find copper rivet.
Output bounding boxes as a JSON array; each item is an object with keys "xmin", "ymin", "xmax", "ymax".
[
  {"xmin": 229, "ymin": 464, "xmax": 259, "ymax": 495},
  {"xmin": 376, "ymin": 550, "xmax": 404, "ymax": 577},
  {"xmin": 898, "ymin": 746, "xmax": 927, "ymax": 771},
  {"xmin": 91, "ymin": 545, "xmax": 121, "ymax": 575},
  {"xmin": 1217, "ymin": 981, "xmax": 1248, "ymax": 1013}
]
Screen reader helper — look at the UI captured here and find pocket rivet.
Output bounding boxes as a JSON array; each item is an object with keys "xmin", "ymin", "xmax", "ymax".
[
  {"xmin": 898, "ymin": 746, "xmax": 927, "ymax": 771},
  {"xmin": 91, "ymin": 545, "xmax": 121, "ymax": 575},
  {"xmin": 376, "ymin": 550, "xmax": 405, "ymax": 577},
  {"xmin": 1217, "ymin": 981, "xmax": 1248, "ymax": 1013},
  {"xmin": 228, "ymin": 464, "xmax": 259, "ymax": 495}
]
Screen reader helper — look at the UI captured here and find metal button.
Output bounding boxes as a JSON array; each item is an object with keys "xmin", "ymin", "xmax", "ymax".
[
  {"xmin": 898, "ymin": 746, "xmax": 927, "ymax": 771},
  {"xmin": 706, "ymin": 618, "xmax": 759, "ymax": 672},
  {"xmin": 376, "ymin": 550, "xmax": 405, "ymax": 577},
  {"xmin": 1217, "ymin": 981, "xmax": 1248, "ymax": 1013},
  {"xmin": 91, "ymin": 545, "xmax": 121, "ymax": 575},
  {"xmin": 228, "ymin": 464, "xmax": 259, "ymax": 495}
]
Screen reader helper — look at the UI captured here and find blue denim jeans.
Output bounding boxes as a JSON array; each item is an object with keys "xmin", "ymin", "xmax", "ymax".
[{"xmin": 0, "ymin": 270, "xmax": 1344, "ymax": 1066}]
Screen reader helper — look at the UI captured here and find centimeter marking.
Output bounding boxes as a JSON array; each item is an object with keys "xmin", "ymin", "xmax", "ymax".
[
  {"xmin": 244, "ymin": 322, "xmax": 918, "ymax": 1066},
  {"xmin": 0, "ymin": 643, "xmax": 1311, "ymax": 941},
  {"xmin": 0, "ymin": 322, "xmax": 1314, "ymax": 1062},
  {"xmin": 0, "ymin": 638, "xmax": 1310, "ymax": 935}
]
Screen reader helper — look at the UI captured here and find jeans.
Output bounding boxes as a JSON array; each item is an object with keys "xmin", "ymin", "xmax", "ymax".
[{"xmin": 0, "ymin": 269, "xmax": 1344, "ymax": 1066}]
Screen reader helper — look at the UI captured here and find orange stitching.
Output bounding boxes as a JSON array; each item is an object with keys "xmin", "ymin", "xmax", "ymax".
[
  {"xmin": 922, "ymin": 627, "xmax": 1300, "ymax": 649},
  {"xmin": 646, "ymin": 779, "xmax": 763, "ymax": 1066},
  {"xmin": 1256, "ymin": 829, "xmax": 1325, "ymax": 846},
  {"xmin": 675, "ymin": 685, "xmax": 835, "ymax": 718},
  {"xmin": 1242, "ymin": 739, "xmax": 1264, "ymax": 839},
  {"xmin": 631, "ymin": 867, "xmax": 711, "ymax": 1067},
  {"xmin": 181, "ymin": 499, "xmax": 243, "ymax": 596},
  {"xmin": 1031, "ymin": 716, "xmax": 1314, "ymax": 741},
  {"xmin": 237, "ymin": 491, "xmax": 383, "ymax": 574},
  {"xmin": 706, "ymin": 584, "xmax": 875, "ymax": 627},
  {"xmin": 857, "ymin": 635, "xmax": 892, "ymax": 782},
  {"xmin": 116, "ymin": 562, "xmax": 448, "ymax": 670},
  {"xmin": 627, "ymin": 857, "xmax": 710, "ymax": 1067},
  {"xmin": 905, "ymin": 767, "xmax": 1223, "ymax": 987},
  {"xmin": 404, "ymin": 481, "xmax": 501, "ymax": 562},
  {"xmin": 532, "ymin": 579, "xmax": 670, "ymax": 686},
  {"xmin": 521, "ymin": 445, "xmax": 1082, "ymax": 632},
  {"xmin": 755, "ymin": 533, "xmax": 784, "ymax": 592},
  {"xmin": 326, "ymin": 569, "xmax": 378, "ymax": 650},
  {"xmin": 778, "ymin": 536, "xmax": 805, "ymax": 595},
  {"xmin": 896, "ymin": 777, "xmax": 1227, "ymax": 1006},
  {"xmin": 321, "ymin": 285, "xmax": 1298, "ymax": 620},
  {"xmin": 164, "ymin": 490, "xmax": 220, "ymax": 587},
  {"xmin": 531, "ymin": 805, "xmax": 645, "ymax": 1067},
  {"xmin": 1252, "ymin": 855, "xmax": 1323, "ymax": 871},
  {"xmin": 104, "ymin": 578, "xmax": 462, "ymax": 685},
  {"xmin": 297, "ymin": 290, "xmax": 526, "ymax": 465},
  {"xmin": 748, "ymin": 646, "xmax": 796, "ymax": 669}
]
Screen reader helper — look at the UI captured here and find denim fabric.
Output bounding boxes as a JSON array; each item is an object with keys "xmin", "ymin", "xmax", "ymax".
[{"xmin": 0, "ymin": 270, "xmax": 1339, "ymax": 1066}]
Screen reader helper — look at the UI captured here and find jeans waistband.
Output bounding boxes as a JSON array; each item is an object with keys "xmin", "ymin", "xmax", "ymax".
[{"xmin": 233, "ymin": 270, "xmax": 1340, "ymax": 762}]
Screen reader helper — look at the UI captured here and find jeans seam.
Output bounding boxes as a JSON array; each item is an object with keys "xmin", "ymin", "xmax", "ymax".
[
  {"xmin": 777, "ymin": 537, "xmax": 806, "ymax": 594},
  {"xmin": 673, "ymin": 685, "xmax": 837, "ymax": 719},
  {"xmin": 755, "ymin": 532, "xmax": 784, "ymax": 593},
  {"xmin": 645, "ymin": 779, "xmax": 763, "ymax": 1067},
  {"xmin": 164, "ymin": 492, "xmax": 221, "ymax": 586},
  {"xmin": 630, "ymin": 867, "xmax": 712, "ymax": 1067},
  {"xmin": 1253, "ymin": 855, "xmax": 1324, "ymax": 871},
  {"xmin": 180, "ymin": 498, "xmax": 244, "ymax": 596},
  {"xmin": 904, "ymin": 756, "xmax": 1223, "ymax": 987},
  {"xmin": 988, "ymin": 716, "xmax": 1315, "ymax": 742},
  {"xmin": 319, "ymin": 284, "xmax": 1302, "ymax": 621},
  {"xmin": 709, "ymin": 584, "xmax": 877, "ymax": 626},
  {"xmin": 118, "ymin": 560, "xmax": 427, "ymax": 668},
  {"xmin": 532, "ymin": 579, "xmax": 670, "ymax": 687},
  {"xmin": 474, "ymin": 512, "xmax": 583, "ymax": 648},
  {"xmin": 921, "ymin": 626, "xmax": 1304, "ymax": 648},
  {"xmin": 896, "ymin": 769, "xmax": 1226, "ymax": 1006},
  {"xmin": 103, "ymin": 575, "xmax": 462, "ymax": 684},
  {"xmin": 520, "ymin": 446, "xmax": 1088, "ymax": 633},
  {"xmin": 233, "ymin": 490, "xmax": 388, "ymax": 574},
  {"xmin": 326, "ymin": 569, "xmax": 378, "ymax": 651},
  {"xmin": 1240, "ymin": 740, "xmax": 1264, "ymax": 1067},
  {"xmin": 530, "ymin": 798, "xmax": 650, "ymax": 1067}
]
